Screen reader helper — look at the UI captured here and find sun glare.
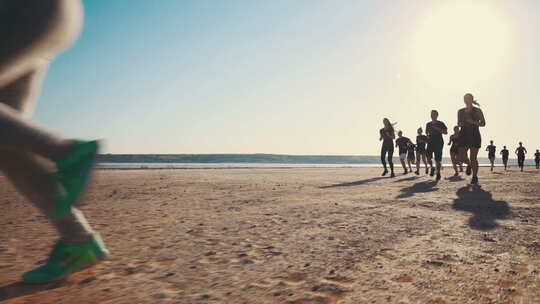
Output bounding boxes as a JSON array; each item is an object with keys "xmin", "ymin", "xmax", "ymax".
[{"xmin": 409, "ymin": 2, "xmax": 509, "ymax": 90}]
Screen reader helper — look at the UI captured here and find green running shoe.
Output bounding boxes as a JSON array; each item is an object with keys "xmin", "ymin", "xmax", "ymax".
[
  {"xmin": 23, "ymin": 234, "xmax": 109, "ymax": 284},
  {"xmin": 52, "ymin": 140, "xmax": 99, "ymax": 218}
]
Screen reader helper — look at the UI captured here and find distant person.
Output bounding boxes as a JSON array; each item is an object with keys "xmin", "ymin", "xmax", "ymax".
[
  {"xmin": 395, "ymin": 130, "xmax": 412, "ymax": 174},
  {"xmin": 425, "ymin": 110, "xmax": 448, "ymax": 181},
  {"xmin": 415, "ymin": 127, "xmax": 429, "ymax": 175},
  {"xmin": 407, "ymin": 142, "xmax": 416, "ymax": 173},
  {"xmin": 458, "ymin": 93, "xmax": 486, "ymax": 185},
  {"xmin": 486, "ymin": 140, "xmax": 496, "ymax": 172},
  {"xmin": 535, "ymin": 149, "xmax": 540, "ymax": 169},
  {"xmin": 500, "ymin": 146, "xmax": 510, "ymax": 170},
  {"xmin": 515, "ymin": 142, "xmax": 527, "ymax": 172},
  {"xmin": 0, "ymin": 0, "xmax": 108, "ymax": 283},
  {"xmin": 448, "ymin": 126, "xmax": 463, "ymax": 176},
  {"xmin": 380, "ymin": 118, "xmax": 396, "ymax": 177}
]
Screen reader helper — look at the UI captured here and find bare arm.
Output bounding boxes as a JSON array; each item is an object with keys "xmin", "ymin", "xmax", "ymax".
[{"xmin": 477, "ymin": 108, "xmax": 486, "ymax": 127}]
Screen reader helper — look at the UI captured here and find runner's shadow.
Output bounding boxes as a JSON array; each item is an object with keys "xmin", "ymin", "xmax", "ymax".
[
  {"xmin": 320, "ymin": 177, "xmax": 386, "ymax": 189},
  {"xmin": 452, "ymin": 186, "xmax": 510, "ymax": 231},
  {"xmin": 0, "ymin": 281, "xmax": 64, "ymax": 302},
  {"xmin": 396, "ymin": 180, "xmax": 438, "ymax": 198},
  {"xmin": 393, "ymin": 175, "xmax": 420, "ymax": 183},
  {"xmin": 447, "ymin": 175, "xmax": 464, "ymax": 182}
]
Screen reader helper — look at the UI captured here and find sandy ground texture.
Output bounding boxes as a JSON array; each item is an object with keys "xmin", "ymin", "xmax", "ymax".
[{"xmin": 1, "ymin": 167, "xmax": 540, "ymax": 304}]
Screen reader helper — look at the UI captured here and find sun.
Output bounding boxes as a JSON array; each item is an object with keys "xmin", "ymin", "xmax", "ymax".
[{"xmin": 409, "ymin": 2, "xmax": 510, "ymax": 90}]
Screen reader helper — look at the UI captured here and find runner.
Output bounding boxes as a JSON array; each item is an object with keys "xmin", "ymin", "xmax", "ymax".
[
  {"xmin": 535, "ymin": 149, "xmax": 540, "ymax": 170},
  {"xmin": 379, "ymin": 118, "xmax": 396, "ymax": 177},
  {"xmin": 0, "ymin": 0, "xmax": 108, "ymax": 283},
  {"xmin": 415, "ymin": 127, "xmax": 429, "ymax": 175},
  {"xmin": 515, "ymin": 142, "xmax": 527, "ymax": 172},
  {"xmin": 448, "ymin": 126, "xmax": 463, "ymax": 176},
  {"xmin": 425, "ymin": 110, "xmax": 448, "ymax": 181},
  {"xmin": 500, "ymin": 146, "xmax": 510, "ymax": 171},
  {"xmin": 457, "ymin": 93, "xmax": 486, "ymax": 185},
  {"xmin": 407, "ymin": 141, "xmax": 416, "ymax": 173},
  {"xmin": 486, "ymin": 140, "xmax": 496, "ymax": 172},
  {"xmin": 395, "ymin": 130, "xmax": 412, "ymax": 174}
]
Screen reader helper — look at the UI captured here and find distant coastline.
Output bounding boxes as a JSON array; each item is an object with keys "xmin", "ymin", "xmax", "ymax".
[{"xmin": 96, "ymin": 154, "xmax": 535, "ymax": 167}]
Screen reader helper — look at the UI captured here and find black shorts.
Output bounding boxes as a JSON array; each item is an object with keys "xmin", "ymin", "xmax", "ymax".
[
  {"xmin": 450, "ymin": 145, "xmax": 459, "ymax": 154},
  {"xmin": 416, "ymin": 146, "xmax": 426, "ymax": 154},
  {"xmin": 488, "ymin": 154, "xmax": 495, "ymax": 160},
  {"xmin": 502, "ymin": 157, "xmax": 508, "ymax": 164},
  {"xmin": 459, "ymin": 127, "xmax": 481, "ymax": 149},
  {"xmin": 518, "ymin": 155, "xmax": 525, "ymax": 166},
  {"xmin": 427, "ymin": 142, "xmax": 443, "ymax": 162}
]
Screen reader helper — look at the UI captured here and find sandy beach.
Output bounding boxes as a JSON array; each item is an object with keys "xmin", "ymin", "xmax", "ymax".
[{"xmin": 2, "ymin": 167, "xmax": 540, "ymax": 304}]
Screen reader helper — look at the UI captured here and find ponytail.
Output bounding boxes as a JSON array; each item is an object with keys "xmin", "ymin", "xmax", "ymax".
[{"xmin": 472, "ymin": 100, "xmax": 481, "ymax": 107}]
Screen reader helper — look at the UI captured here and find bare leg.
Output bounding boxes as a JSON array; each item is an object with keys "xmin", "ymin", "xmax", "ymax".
[
  {"xmin": 0, "ymin": 69, "xmax": 75, "ymax": 158},
  {"xmin": 470, "ymin": 148, "xmax": 480, "ymax": 177},
  {"xmin": 451, "ymin": 153, "xmax": 459, "ymax": 174},
  {"xmin": 400, "ymin": 158, "xmax": 407, "ymax": 173},
  {"xmin": 0, "ymin": 69, "xmax": 94, "ymax": 244},
  {"xmin": 0, "ymin": 151, "xmax": 94, "ymax": 244},
  {"xmin": 422, "ymin": 154, "xmax": 428, "ymax": 172}
]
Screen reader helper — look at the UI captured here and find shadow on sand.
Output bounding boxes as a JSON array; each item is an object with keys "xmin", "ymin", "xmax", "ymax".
[
  {"xmin": 447, "ymin": 175, "xmax": 464, "ymax": 182},
  {"xmin": 452, "ymin": 186, "xmax": 510, "ymax": 231},
  {"xmin": 396, "ymin": 180, "xmax": 438, "ymax": 199},
  {"xmin": 0, "ymin": 281, "xmax": 64, "ymax": 302},
  {"xmin": 393, "ymin": 175, "xmax": 420, "ymax": 183},
  {"xmin": 320, "ymin": 176, "xmax": 387, "ymax": 189}
]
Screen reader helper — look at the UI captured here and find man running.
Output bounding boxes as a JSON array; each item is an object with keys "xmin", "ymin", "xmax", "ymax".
[
  {"xmin": 0, "ymin": 0, "xmax": 108, "ymax": 283},
  {"xmin": 395, "ymin": 131, "xmax": 412, "ymax": 174},
  {"xmin": 500, "ymin": 146, "xmax": 510, "ymax": 171},
  {"xmin": 515, "ymin": 142, "xmax": 527, "ymax": 172},
  {"xmin": 426, "ymin": 110, "xmax": 448, "ymax": 181},
  {"xmin": 415, "ymin": 128, "xmax": 429, "ymax": 175},
  {"xmin": 535, "ymin": 149, "xmax": 540, "ymax": 170},
  {"xmin": 407, "ymin": 142, "xmax": 416, "ymax": 173},
  {"xmin": 486, "ymin": 140, "xmax": 496, "ymax": 172}
]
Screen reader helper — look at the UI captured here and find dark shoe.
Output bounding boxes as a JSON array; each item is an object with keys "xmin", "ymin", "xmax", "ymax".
[
  {"xmin": 453, "ymin": 172, "xmax": 459, "ymax": 177},
  {"xmin": 382, "ymin": 169, "xmax": 388, "ymax": 176},
  {"xmin": 436, "ymin": 173, "xmax": 441, "ymax": 181},
  {"xmin": 471, "ymin": 176, "xmax": 479, "ymax": 185},
  {"xmin": 390, "ymin": 172, "xmax": 396, "ymax": 178},
  {"xmin": 430, "ymin": 168, "xmax": 435, "ymax": 176},
  {"xmin": 415, "ymin": 170, "xmax": 420, "ymax": 175},
  {"xmin": 425, "ymin": 168, "xmax": 428, "ymax": 174},
  {"xmin": 466, "ymin": 166, "xmax": 472, "ymax": 176}
]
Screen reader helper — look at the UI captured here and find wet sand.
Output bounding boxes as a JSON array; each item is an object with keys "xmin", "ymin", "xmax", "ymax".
[{"xmin": 2, "ymin": 167, "xmax": 540, "ymax": 304}]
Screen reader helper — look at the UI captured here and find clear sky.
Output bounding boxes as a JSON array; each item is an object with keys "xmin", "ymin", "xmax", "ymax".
[{"xmin": 36, "ymin": 0, "xmax": 540, "ymax": 155}]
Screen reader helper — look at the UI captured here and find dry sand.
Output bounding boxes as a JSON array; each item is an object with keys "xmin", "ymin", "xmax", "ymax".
[{"xmin": 1, "ymin": 167, "xmax": 540, "ymax": 304}]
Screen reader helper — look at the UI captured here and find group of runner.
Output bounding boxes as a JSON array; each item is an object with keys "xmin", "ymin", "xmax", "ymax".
[
  {"xmin": 380, "ymin": 94, "xmax": 540, "ymax": 184},
  {"xmin": 485, "ymin": 141, "xmax": 540, "ymax": 172}
]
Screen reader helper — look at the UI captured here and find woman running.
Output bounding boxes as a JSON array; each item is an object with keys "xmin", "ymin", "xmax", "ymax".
[
  {"xmin": 457, "ymin": 93, "xmax": 486, "ymax": 185},
  {"xmin": 448, "ymin": 126, "xmax": 463, "ymax": 176},
  {"xmin": 515, "ymin": 142, "xmax": 527, "ymax": 172},
  {"xmin": 415, "ymin": 127, "xmax": 429, "ymax": 175},
  {"xmin": 535, "ymin": 149, "xmax": 540, "ymax": 170},
  {"xmin": 0, "ymin": 0, "xmax": 107, "ymax": 283},
  {"xmin": 380, "ymin": 118, "xmax": 396, "ymax": 177},
  {"xmin": 500, "ymin": 146, "xmax": 510, "ymax": 171},
  {"xmin": 485, "ymin": 140, "xmax": 496, "ymax": 172}
]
